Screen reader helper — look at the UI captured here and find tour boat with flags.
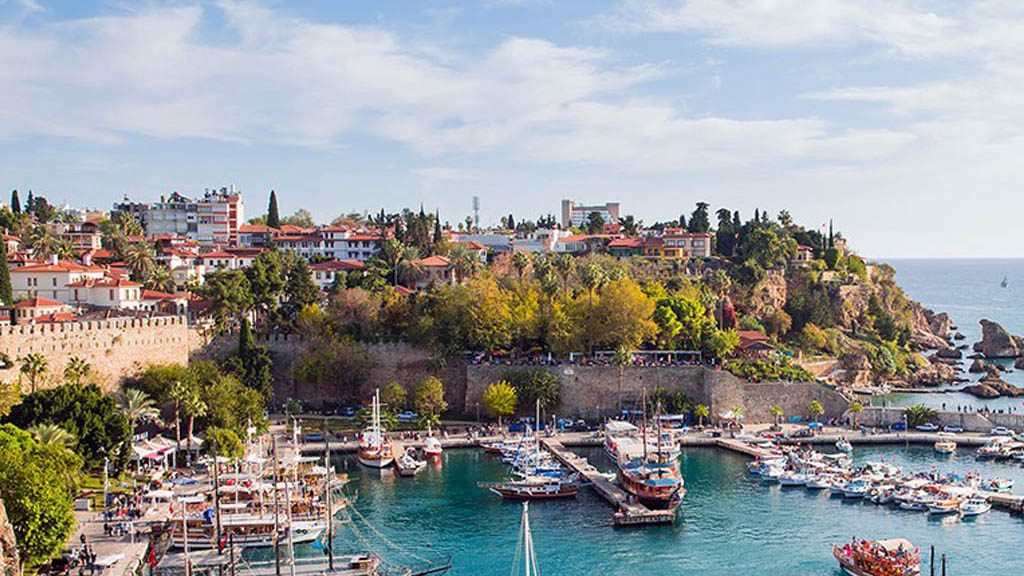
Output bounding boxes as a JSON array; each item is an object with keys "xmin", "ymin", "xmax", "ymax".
[
  {"xmin": 358, "ymin": 389, "xmax": 394, "ymax": 469},
  {"xmin": 617, "ymin": 393, "xmax": 684, "ymax": 509},
  {"xmin": 832, "ymin": 538, "xmax": 921, "ymax": 576}
]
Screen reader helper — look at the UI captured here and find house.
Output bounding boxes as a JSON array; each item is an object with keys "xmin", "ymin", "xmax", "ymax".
[
  {"xmin": 736, "ymin": 330, "xmax": 774, "ymax": 359},
  {"xmin": 309, "ymin": 259, "xmax": 365, "ymax": 290},
  {"xmin": 0, "ymin": 307, "xmax": 10, "ymax": 325},
  {"xmin": 552, "ymin": 234, "xmax": 618, "ymax": 254},
  {"xmin": 608, "ymin": 237, "xmax": 645, "ymax": 258},
  {"xmin": 61, "ymin": 220, "xmax": 103, "ymax": 251},
  {"xmin": 200, "ymin": 248, "xmax": 263, "ymax": 271},
  {"xmin": 8, "ymin": 257, "xmax": 106, "ymax": 303},
  {"xmin": 13, "ymin": 297, "xmax": 73, "ymax": 323},
  {"xmin": 66, "ymin": 277, "xmax": 143, "ymax": 309},
  {"xmin": 792, "ymin": 244, "xmax": 815, "ymax": 265},
  {"xmin": 237, "ymin": 224, "xmax": 280, "ymax": 247},
  {"xmin": 412, "ymin": 255, "xmax": 455, "ymax": 291},
  {"xmin": 2, "ymin": 233, "xmax": 20, "ymax": 254},
  {"xmin": 647, "ymin": 228, "xmax": 713, "ymax": 259},
  {"xmin": 140, "ymin": 289, "xmax": 189, "ymax": 315}
]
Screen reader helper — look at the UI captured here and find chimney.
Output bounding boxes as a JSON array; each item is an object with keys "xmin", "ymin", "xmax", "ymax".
[{"xmin": 50, "ymin": 254, "xmax": 59, "ymax": 266}]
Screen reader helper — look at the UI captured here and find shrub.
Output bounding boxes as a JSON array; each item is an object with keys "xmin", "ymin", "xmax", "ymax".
[
  {"xmin": 724, "ymin": 359, "xmax": 814, "ymax": 382},
  {"xmin": 502, "ymin": 367, "xmax": 561, "ymax": 411},
  {"xmin": 800, "ymin": 323, "xmax": 827, "ymax": 351}
]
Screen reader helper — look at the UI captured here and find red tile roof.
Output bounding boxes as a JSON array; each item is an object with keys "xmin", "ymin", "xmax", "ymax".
[
  {"xmin": 417, "ymin": 255, "xmax": 451, "ymax": 268},
  {"xmin": 309, "ymin": 260, "xmax": 365, "ymax": 271},
  {"xmin": 608, "ymin": 237, "xmax": 643, "ymax": 248},
  {"xmin": 15, "ymin": 297, "xmax": 65, "ymax": 308},
  {"xmin": 10, "ymin": 261, "xmax": 104, "ymax": 273},
  {"xmin": 66, "ymin": 277, "xmax": 141, "ymax": 288},
  {"xmin": 141, "ymin": 289, "xmax": 179, "ymax": 300},
  {"xmin": 34, "ymin": 312, "xmax": 76, "ymax": 323},
  {"xmin": 394, "ymin": 285, "xmax": 415, "ymax": 296},
  {"xmin": 239, "ymin": 224, "xmax": 280, "ymax": 234}
]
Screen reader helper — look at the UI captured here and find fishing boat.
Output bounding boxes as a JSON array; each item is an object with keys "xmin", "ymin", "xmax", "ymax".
[
  {"xmin": 778, "ymin": 472, "xmax": 808, "ymax": 487},
  {"xmin": 423, "ymin": 436, "xmax": 443, "ymax": 458},
  {"xmin": 933, "ymin": 434, "xmax": 956, "ymax": 455},
  {"xmin": 358, "ymin": 390, "xmax": 394, "ymax": 469},
  {"xmin": 927, "ymin": 498, "xmax": 961, "ymax": 516},
  {"xmin": 976, "ymin": 437, "xmax": 1012, "ymax": 459},
  {"xmin": 982, "ymin": 478, "xmax": 1014, "ymax": 493},
  {"xmin": 806, "ymin": 475, "xmax": 834, "ymax": 491},
  {"xmin": 959, "ymin": 495, "xmax": 992, "ymax": 517},
  {"xmin": 617, "ymin": 395, "xmax": 684, "ymax": 509},
  {"xmin": 832, "ymin": 539, "xmax": 920, "ymax": 576}
]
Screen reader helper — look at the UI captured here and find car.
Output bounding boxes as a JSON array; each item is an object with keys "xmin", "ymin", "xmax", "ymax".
[
  {"xmin": 890, "ymin": 422, "xmax": 906, "ymax": 431},
  {"xmin": 990, "ymin": 426, "xmax": 1013, "ymax": 436},
  {"xmin": 303, "ymin": 432, "xmax": 325, "ymax": 443},
  {"xmin": 915, "ymin": 423, "xmax": 939, "ymax": 432},
  {"xmin": 942, "ymin": 425, "xmax": 964, "ymax": 433},
  {"xmin": 396, "ymin": 411, "xmax": 419, "ymax": 421},
  {"xmin": 334, "ymin": 406, "xmax": 357, "ymax": 417}
]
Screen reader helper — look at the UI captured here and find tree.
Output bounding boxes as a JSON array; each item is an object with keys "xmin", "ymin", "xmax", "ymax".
[
  {"xmin": 27, "ymin": 423, "xmax": 76, "ymax": 449},
  {"xmin": 19, "ymin": 353, "xmax": 47, "ymax": 393},
  {"xmin": 483, "ymin": 381, "xmax": 517, "ymax": 427},
  {"xmin": 824, "ymin": 246, "xmax": 840, "ymax": 270},
  {"xmin": 381, "ymin": 381, "xmax": 407, "ymax": 411},
  {"xmin": 267, "ymin": 190, "xmax": 281, "ymax": 229},
  {"xmin": 4, "ymin": 382, "xmax": 131, "ymax": 473},
  {"xmin": 123, "ymin": 242, "xmax": 156, "ymax": 280},
  {"xmin": 121, "ymin": 388, "xmax": 159, "ymax": 424},
  {"xmin": 0, "ymin": 424, "xmax": 80, "ymax": 568},
  {"xmin": 183, "ymin": 388, "xmax": 208, "ymax": 460},
  {"xmin": 618, "ymin": 215, "xmax": 640, "ymax": 236},
  {"xmin": 552, "ymin": 254, "xmax": 576, "ymax": 299},
  {"xmin": 692, "ymin": 404, "xmax": 708, "ymax": 427},
  {"xmin": 144, "ymin": 266, "xmax": 176, "ymax": 293},
  {"xmin": 503, "ymin": 368, "xmax": 560, "ymax": 411},
  {"xmin": 809, "ymin": 400, "xmax": 824, "ymax": 423},
  {"xmin": 282, "ymin": 209, "xmax": 315, "ymax": 229},
  {"xmin": 165, "ymin": 379, "xmax": 189, "ymax": 460},
  {"xmin": 904, "ymin": 404, "xmax": 937, "ymax": 428},
  {"xmin": 10, "ymin": 189, "xmax": 20, "ymax": 213},
  {"xmin": 414, "ymin": 376, "xmax": 447, "ymax": 427},
  {"xmin": 245, "ymin": 250, "xmax": 286, "ymax": 323},
  {"xmin": 585, "ymin": 211, "xmax": 605, "ymax": 234},
  {"xmin": 688, "ymin": 202, "xmax": 710, "ymax": 233},
  {"xmin": 849, "ymin": 401, "xmax": 863, "ymax": 427},
  {"xmin": 196, "ymin": 269, "xmax": 252, "ymax": 330},
  {"xmin": 203, "ymin": 427, "xmax": 244, "ymax": 459},
  {"xmin": 63, "ymin": 357, "xmax": 91, "ymax": 386},
  {"xmin": 0, "ymin": 235, "xmax": 11, "ymax": 306},
  {"xmin": 512, "ymin": 251, "xmax": 531, "ymax": 281},
  {"xmin": 769, "ymin": 405, "xmax": 784, "ymax": 426}
]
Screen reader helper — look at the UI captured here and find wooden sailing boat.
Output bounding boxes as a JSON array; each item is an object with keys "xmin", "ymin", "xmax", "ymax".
[
  {"xmin": 617, "ymin": 391, "xmax": 684, "ymax": 509},
  {"xmin": 358, "ymin": 389, "xmax": 394, "ymax": 469},
  {"xmin": 484, "ymin": 400, "xmax": 578, "ymax": 500}
]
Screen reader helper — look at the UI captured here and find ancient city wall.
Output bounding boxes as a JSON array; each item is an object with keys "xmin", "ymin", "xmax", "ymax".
[
  {"xmin": 858, "ymin": 406, "xmax": 1024, "ymax": 433},
  {"xmin": 0, "ymin": 316, "xmax": 189, "ymax": 393}
]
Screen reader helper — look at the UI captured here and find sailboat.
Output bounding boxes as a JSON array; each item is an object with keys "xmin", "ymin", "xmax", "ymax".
[
  {"xmin": 423, "ymin": 421, "xmax": 443, "ymax": 459},
  {"xmin": 358, "ymin": 390, "xmax": 395, "ymax": 469},
  {"xmin": 511, "ymin": 503, "xmax": 539, "ymax": 576},
  {"xmin": 617, "ymin": 392, "xmax": 685, "ymax": 509},
  {"xmin": 483, "ymin": 401, "xmax": 579, "ymax": 500},
  {"xmin": 1001, "ymin": 275, "xmax": 1009, "ymax": 288}
]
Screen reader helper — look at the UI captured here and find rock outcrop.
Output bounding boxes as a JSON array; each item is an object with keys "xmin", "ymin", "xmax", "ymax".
[
  {"xmin": 954, "ymin": 332, "xmax": 966, "ymax": 340},
  {"xmin": 926, "ymin": 311, "xmax": 951, "ymax": 339},
  {"xmin": 968, "ymin": 359, "xmax": 987, "ymax": 373},
  {"xmin": 0, "ymin": 498, "xmax": 19, "ymax": 576},
  {"xmin": 979, "ymin": 319, "xmax": 1024, "ymax": 358},
  {"xmin": 962, "ymin": 378, "xmax": 1024, "ymax": 398},
  {"xmin": 1015, "ymin": 357, "xmax": 1024, "ymax": 370},
  {"xmin": 935, "ymin": 347, "xmax": 962, "ymax": 360},
  {"xmin": 907, "ymin": 362, "xmax": 958, "ymax": 386}
]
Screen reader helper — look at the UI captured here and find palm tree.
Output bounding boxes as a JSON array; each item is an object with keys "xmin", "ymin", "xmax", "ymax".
[
  {"xmin": 580, "ymin": 262, "xmax": 606, "ymax": 350},
  {"xmin": 552, "ymin": 254, "xmax": 576, "ymax": 299},
  {"xmin": 28, "ymin": 225, "xmax": 61, "ymax": 259},
  {"xmin": 449, "ymin": 244, "xmax": 480, "ymax": 283},
  {"xmin": 693, "ymin": 404, "xmax": 709, "ymax": 427},
  {"xmin": 848, "ymin": 401, "xmax": 863, "ymax": 427},
  {"xmin": 730, "ymin": 405, "xmax": 744, "ymax": 423},
  {"xmin": 124, "ymin": 242, "xmax": 155, "ymax": 280},
  {"xmin": 397, "ymin": 246, "xmax": 423, "ymax": 287},
  {"xmin": 165, "ymin": 379, "xmax": 189, "ymax": 462},
  {"xmin": 378, "ymin": 238, "xmax": 406, "ymax": 286},
  {"xmin": 809, "ymin": 400, "xmax": 824, "ymax": 423},
  {"xmin": 27, "ymin": 423, "xmax": 76, "ymax": 449},
  {"xmin": 122, "ymin": 388, "xmax": 159, "ymax": 423},
  {"xmin": 19, "ymin": 353, "xmax": 47, "ymax": 393},
  {"xmin": 183, "ymin": 390, "xmax": 208, "ymax": 463},
  {"xmin": 769, "ymin": 405, "xmax": 784, "ymax": 426},
  {"xmin": 63, "ymin": 356, "xmax": 91, "ymax": 385},
  {"xmin": 512, "ymin": 251, "xmax": 531, "ymax": 281},
  {"xmin": 145, "ymin": 266, "xmax": 176, "ymax": 293}
]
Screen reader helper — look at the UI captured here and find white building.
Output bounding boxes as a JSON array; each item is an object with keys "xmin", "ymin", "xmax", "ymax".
[
  {"xmin": 127, "ymin": 187, "xmax": 244, "ymax": 246},
  {"xmin": 67, "ymin": 278, "xmax": 142, "ymax": 309},
  {"xmin": 560, "ymin": 199, "xmax": 620, "ymax": 229},
  {"xmin": 309, "ymin": 260, "xmax": 365, "ymax": 290},
  {"xmin": 8, "ymin": 257, "xmax": 106, "ymax": 303}
]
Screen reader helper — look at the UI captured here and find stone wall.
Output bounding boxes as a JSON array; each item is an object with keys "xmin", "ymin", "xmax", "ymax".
[
  {"xmin": 857, "ymin": 406, "xmax": 1024, "ymax": 433},
  {"xmin": 465, "ymin": 363, "xmax": 849, "ymax": 422},
  {"xmin": 0, "ymin": 316, "xmax": 189, "ymax": 393}
]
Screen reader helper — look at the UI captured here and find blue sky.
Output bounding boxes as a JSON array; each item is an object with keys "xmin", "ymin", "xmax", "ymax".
[{"xmin": 2, "ymin": 0, "xmax": 1024, "ymax": 258}]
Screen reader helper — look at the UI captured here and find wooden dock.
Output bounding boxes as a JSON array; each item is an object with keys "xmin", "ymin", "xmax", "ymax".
[
  {"xmin": 391, "ymin": 440, "xmax": 424, "ymax": 477},
  {"xmin": 540, "ymin": 439, "xmax": 677, "ymax": 526}
]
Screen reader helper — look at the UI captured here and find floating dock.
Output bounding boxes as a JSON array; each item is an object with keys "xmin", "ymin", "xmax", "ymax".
[
  {"xmin": 391, "ymin": 440, "xmax": 424, "ymax": 477},
  {"xmin": 540, "ymin": 438, "xmax": 677, "ymax": 526}
]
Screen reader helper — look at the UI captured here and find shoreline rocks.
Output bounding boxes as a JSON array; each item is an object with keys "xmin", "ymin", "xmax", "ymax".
[
  {"xmin": 979, "ymin": 319, "xmax": 1024, "ymax": 358},
  {"xmin": 962, "ymin": 377, "xmax": 1024, "ymax": 399}
]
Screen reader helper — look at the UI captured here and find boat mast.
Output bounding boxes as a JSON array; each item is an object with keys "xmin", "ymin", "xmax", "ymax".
[
  {"xmin": 641, "ymin": 388, "xmax": 648, "ymax": 462},
  {"xmin": 656, "ymin": 400, "xmax": 663, "ymax": 464},
  {"xmin": 180, "ymin": 496, "xmax": 191, "ymax": 576},
  {"xmin": 272, "ymin": 436, "xmax": 281, "ymax": 576},
  {"xmin": 323, "ymin": 417, "xmax": 334, "ymax": 571},
  {"xmin": 211, "ymin": 443, "xmax": 222, "ymax": 552},
  {"xmin": 522, "ymin": 502, "xmax": 534, "ymax": 576}
]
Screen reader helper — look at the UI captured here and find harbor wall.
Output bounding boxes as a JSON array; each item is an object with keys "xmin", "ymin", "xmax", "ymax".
[
  {"xmin": 464, "ymin": 364, "xmax": 849, "ymax": 423},
  {"xmin": 857, "ymin": 406, "xmax": 1024, "ymax": 433},
  {"xmin": 0, "ymin": 316, "xmax": 189, "ymax": 393}
]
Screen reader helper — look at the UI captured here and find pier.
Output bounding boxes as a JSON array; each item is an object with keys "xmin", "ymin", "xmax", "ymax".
[
  {"xmin": 391, "ymin": 440, "xmax": 423, "ymax": 477},
  {"xmin": 540, "ymin": 438, "xmax": 676, "ymax": 526}
]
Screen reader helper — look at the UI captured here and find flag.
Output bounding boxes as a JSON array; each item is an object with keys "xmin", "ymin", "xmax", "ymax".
[
  {"xmin": 148, "ymin": 546, "xmax": 156, "ymax": 568},
  {"xmin": 219, "ymin": 531, "xmax": 228, "ymax": 552}
]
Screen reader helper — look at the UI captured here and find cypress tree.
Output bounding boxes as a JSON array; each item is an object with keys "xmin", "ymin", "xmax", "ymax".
[
  {"xmin": 9, "ymin": 189, "xmax": 19, "ymax": 213},
  {"xmin": 25, "ymin": 190, "xmax": 34, "ymax": 213},
  {"xmin": 266, "ymin": 190, "xmax": 280, "ymax": 229},
  {"xmin": 508, "ymin": 213, "xmax": 515, "ymax": 230},
  {"xmin": 828, "ymin": 219, "xmax": 834, "ymax": 248},
  {"xmin": 0, "ymin": 237, "xmax": 12, "ymax": 306},
  {"xmin": 753, "ymin": 208, "xmax": 759, "ymax": 223},
  {"xmin": 678, "ymin": 214, "xmax": 686, "ymax": 229},
  {"xmin": 238, "ymin": 317, "xmax": 254, "ymax": 359},
  {"xmin": 433, "ymin": 210, "xmax": 442, "ymax": 245}
]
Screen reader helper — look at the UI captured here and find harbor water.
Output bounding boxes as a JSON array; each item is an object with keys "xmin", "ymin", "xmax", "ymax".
[{"xmin": 260, "ymin": 445, "xmax": 1024, "ymax": 574}]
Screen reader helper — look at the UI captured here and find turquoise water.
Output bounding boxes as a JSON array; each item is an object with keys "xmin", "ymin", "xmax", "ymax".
[
  {"xmin": 273, "ymin": 446, "xmax": 1024, "ymax": 574},
  {"xmin": 875, "ymin": 259, "xmax": 1024, "ymax": 412}
]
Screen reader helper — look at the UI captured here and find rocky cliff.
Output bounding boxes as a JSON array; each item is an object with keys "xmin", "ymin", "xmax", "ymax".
[
  {"xmin": 0, "ymin": 498, "xmax": 19, "ymax": 576},
  {"xmin": 979, "ymin": 319, "xmax": 1024, "ymax": 358}
]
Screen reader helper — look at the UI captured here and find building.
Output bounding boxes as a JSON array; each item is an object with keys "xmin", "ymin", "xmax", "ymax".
[
  {"xmin": 112, "ymin": 197, "xmax": 150, "ymax": 227},
  {"xmin": 196, "ymin": 187, "xmax": 244, "ymax": 246},
  {"xmin": 8, "ymin": 257, "xmax": 106, "ymax": 303},
  {"xmin": 146, "ymin": 192, "xmax": 197, "ymax": 238},
  {"xmin": 200, "ymin": 248, "xmax": 263, "ymax": 271},
  {"xmin": 119, "ymin": 187, "xmax": 244, "ymax": 246},
  {"xmin": 2, "ymin": 233, "xmax": 21, "ymax": 254},
  {"xmin": 66, "ymin": 278, "xmax": 142, "ymax": 310},
  {"xmin": 309, "ymin": 259, "xmax": 365, "ymax": 290},
  {"xmin": 61, "ymin": 220, "xmax": 103, "ymax": 251},
  {"xmin": 412, "ymin": 255, "xmax": 455, "ymax": 291},
  {"xmin": 13, "ymin": 297, "xmax": 74, "ymax": 324},
  {"xmin": 553, "ymin": 234, "xmax": 618, "ymax": 254},
  {"xmin": 736, "ymin": 330, "xmax": 774, "ymax": 359},
  {"xmin": 140, "ymin": 290, "xmax": 189, "ymax": 315},
  {"xmin": 792, "ymin": 244, "xmax": 815, "ymax": 265},
  {"xmin": 560, "ymin": 199, "xmax": 620, "ymax": 229}
]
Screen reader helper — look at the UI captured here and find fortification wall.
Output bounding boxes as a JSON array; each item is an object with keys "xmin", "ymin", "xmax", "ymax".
[
  {"xmin": 0, "ymin": 316, "xmax": 189, "ymax": 393},
  {"xmin": 857, "ymin": 406, "xmax": 1024, "ymax": 433}
]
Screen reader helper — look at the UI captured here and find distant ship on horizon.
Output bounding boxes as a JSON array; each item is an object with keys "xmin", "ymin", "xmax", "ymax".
[{"xmin": 1001, "ymin": 275, "xmax": 1009, "ymax": 288}]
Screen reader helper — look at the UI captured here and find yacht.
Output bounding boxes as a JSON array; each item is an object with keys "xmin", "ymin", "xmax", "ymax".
[
  {"xmin": 835, "ymin": 439, "xmax": 853, "ymax": 453},
  {"xmin": 960, "ymin": 495, "xmax": 992, "ymax": 517},
  {"xmin": 358, "ymin": 390, "xmax": 394, "ymax": 469},
  {"xmin": 841, "ymin": 481, "xmax": 869, "ymax": 499}
]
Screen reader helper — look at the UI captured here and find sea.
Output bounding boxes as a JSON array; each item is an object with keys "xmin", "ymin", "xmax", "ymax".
[
  {"xmin": 873, "ymin": 259, "xmax": 1024, "ymax": 412},
  {"xmin": 258, "ymin": 446, "xmax": 1024, "ymax": 574}
]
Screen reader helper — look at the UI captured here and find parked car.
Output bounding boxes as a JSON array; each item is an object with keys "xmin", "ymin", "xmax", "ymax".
[
  {"xmin": 334, "ymin": 406, "xmax": 357, "ymax": 417},
  {"xmin": 942, "ymin": 425, "xmax": 964, "ymax": 433},
  {"xmin": 915, "ymin": 423, "xmax": 939, "ymax": 432},
  {"xmin": 990, "ymin": 426, "xmax": 1013, "ymax": 436},
  {"xmin": 890, "ymin": 422, "xmax": 907, "ymax": 431},
  {"xmin": 303, "ymin": 432, "xmax": 325, "ymax": 443},
  {"xmin": 396, "ymin": 411, "xmax": 420, "ymax": 421}
]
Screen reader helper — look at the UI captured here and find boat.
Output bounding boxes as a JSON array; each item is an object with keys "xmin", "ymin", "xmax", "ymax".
[
  {"xmin": 1002, "ymin": 275, "xmax": 1009, "ymax": 288},
  {"xmin": 423, "ymin": 422, "xmax": 443, "ymax": 458},
  {"xmin": 778, "ymin": 472, "xmax": 808, "ymax": 487},
  {"xmin": 976, "ymin": 437, "xmax": 1012, "ymax": 459},
  {"xmin": 836, "ymin": 439, "xmax": 853, "ymax": 453},
  {"xmin": 617, "ymin": 395, "xmax": 685, "ymax": 509},
  {"xmin": 484, "ymin": 401, "xmax": 579, "ymax": 500},
  {"xmin": 398, "ymin": 453, "xmax": 426, "ymax": 475},
  {"xmin": 806, "ymin": 475, "xmax": 834, "ymax": 490},
  {"xmin": 933, "ymin": 435, "xmax": 956, "ymax": 455},
  {"xmin": 841, "ymin": 481, "xmax": 869, "ymax": 499},
  {"xmin": 959, "ymin": 495, "xmax": 992, "ymax": 517},
  {"xmin": 170, "ymin": 514, "xmax": 325, "ymax": 549},
  {"xmin": 982, "ymin": 478, "xmax": 1014, "ymax": 493},
  {"xmin": 832, "ymin": 538, "xmax": 920, "ymax": 576},
  {"xmin": 604, "ymin": 420, "xmax": 640, "ymax": 460},
  {"xmin": 927, "ymin": 498, "xmax": 961, "ymax": 515},
  {"xmin": 358, "ymin": 390, "xmax": 394, "ymax": 469}
]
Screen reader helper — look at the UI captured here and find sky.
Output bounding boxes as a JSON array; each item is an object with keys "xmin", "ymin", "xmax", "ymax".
[{"xmin": 2, "ymin": 0, "xmax": 1024, "ymax": 258}]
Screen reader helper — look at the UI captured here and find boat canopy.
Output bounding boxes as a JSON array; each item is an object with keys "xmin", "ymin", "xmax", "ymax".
[
  {"xmin": 874, "ymin": 539, "xmax": 914, "ymax": 553},
  {"xmin": 605, "ymin": 421, "xmax": 639, "ymax": 433}
]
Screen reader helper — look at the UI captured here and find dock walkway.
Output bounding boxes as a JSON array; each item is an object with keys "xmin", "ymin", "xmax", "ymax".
[{"xmin": 540, "ymin": 439, "xmax": 676, "ymax": 526}]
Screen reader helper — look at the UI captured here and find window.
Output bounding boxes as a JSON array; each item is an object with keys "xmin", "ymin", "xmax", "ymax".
[{"xmin": 109, "ymin": 289, "xmax": 115, "ymax": 300}]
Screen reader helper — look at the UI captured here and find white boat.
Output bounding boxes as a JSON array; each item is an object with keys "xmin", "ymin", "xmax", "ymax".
[
  {"xmin": 828, "ymin": 482, "xmax": 848, "ymax": 496},
  {"xmin": 778, "ymin": 472, "xmax": 807, "ymax": 487},
  {"xmin": 960, "ymin": 495, "xmax": 991, "ymax": 517},
  {"xmin": 934, "ymin": 433, "xmax": 956, "ymax": 454},
  {"xmin": 358, "ymin": 390, "xmax": 394, "ymax": 469},
  {"xmin": 982, "ymin": 478, "xmax": 1014, "ymax": 493},
  {"xmin": 170, "ymin": 515, "xmax": 325, "ymax": 549},
  {"xmin": 806, "ymin": 475, "xmax": 834, "ymax": 490},
  {"xmin": 836, "ymin": 439, "xmax": 853, "ymax": 453},
  {"xmin": 423, "ymin": 436, "xmax": 443, "ymax": 458},
  {"xmin": 603, "ymin": 420, "xmax": 639, "ymax": 460},
  {"xmin": 927, "ymin": 499, "xmax": 960, "ymax": 515},
  {"xmin": 841, "ymin": 481, "xmax": 869, "ymax": 498}
]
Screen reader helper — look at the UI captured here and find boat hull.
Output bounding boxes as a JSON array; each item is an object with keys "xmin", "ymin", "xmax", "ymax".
[
  {"xmin": 488, "ymin": 484, "xmax": 579, "ymax": 500},
  {"xmin": 358, "ymin": 454, "xmax": 395, "ymax": 468}
]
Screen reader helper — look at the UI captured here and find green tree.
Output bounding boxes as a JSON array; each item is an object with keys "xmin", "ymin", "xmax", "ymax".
[
  {"xmin": 483, "ymin": 381, "xmax": 517, "ymax": 427},
  {"xmin": 380, "ymin": 381, "xmax": 407, "ymax": 411},
  {"xmin": 144, "ymin": 266, "xmax": 176, "ymax": 293},
  {"xmin": 0, "ymin": 234, "xmax": 12, "ymax": 306},
  {"xmin": 10, "ymin": 189, "xmax": 20, "ymax": 213},
  {"xmin": 693, "ymin": 404, "xmax": 709, "ymax": 427},
  {"xmin": 414, "ymin": 376, "xmax": 448, "ymax": 427},
  {"xmin": 267, "ymin": 190, "xmax": 281, "ymax": 229},
  {"xmin": 19, "ymin": 353, "xmax": 48, "ymax": 393},
  {"xmin": 503, "ymin": 368, "xmax": 560, "ymax": 411},
  {"xmin": 27, "ymin": 423, "xmax": 76, "ymax": 449},
  {"xmin": 245, "ymin": 250, "xmax": 286, "ymax": 323},
  {"xmin": 120, "ymin": 388, "xmax": 159, "ymax": 423},
  {"xmin": 849, "ymin": 401, "xmax": 863, "ymax": 427},
  {"xmin": 688, "ymin": 201, "xmax": 710, "ymax": 233},
  {"xmin": 0, "ymin": 424, "xmax": 80, "ymax": 567},
  {"xmin": 585, "ymin": 211, "xmax": 605, "ymax": 234},
  {"xmin": 769, "ymin": 405, "xmax": 784, "ymax": 426},
  {"xmin": 823, "ymin": 246, "xmax": 840, "ymax": 270},
  {"xmin": 63, "ymin": 357, "xmax": 91, "ymax": 386},
  {"xmin": 203, "ymin": 427, "xmax": 244, "ymax": 460},
  {"xmin": 4, "ymin": 382, "xmax": 131, "ymax": 473},
  {"xmin": 904, "ymin": 404, "xmax": 937, "ymax": 428},
  {"xmin": 196, "ymin": 269, "xmax": 252, "ymax": 330},
  {"xmin": 165, "ymin": 379, "xmax": 189, "ymax": 458},
  {"xmin": 123, "ymin": 242, "xmax": 156, "ymax": 280},
  {"xmin": 182, "ymin": 388, "xmax": 208, "ymax": 459},
  {"xmin": 808, "ymin": 400, "xmax": 824, "ymax": 423},
  {"xmin": 282, "ymin": 209, "xmax": 315, "ymax": 228}
]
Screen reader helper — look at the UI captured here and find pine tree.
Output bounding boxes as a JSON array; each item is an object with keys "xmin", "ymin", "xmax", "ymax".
[
  {"xmin": 753, "ymin": 208, "xmax": 759, "ymax": 223},
  {"xmin": 508, "ymin": 213, "xmax": 515, "ymax": 230},
  {"xmin": 9, "ymin": 189, "xmax": 19, "ymax": 213},
  {"xmin": 266, "ymin": 190, "xmax": 280, "ymax": 229},
  {"xmin": 828, "ymin": 219, "xmax": 834, "ymax": 248},
  {"xmin": 25, "ymin": 190, "xmax": 34, "ymax": 213},
  {"xmin": 0, "ymin": 237, "xmax": 12, "ymax": 306}
]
